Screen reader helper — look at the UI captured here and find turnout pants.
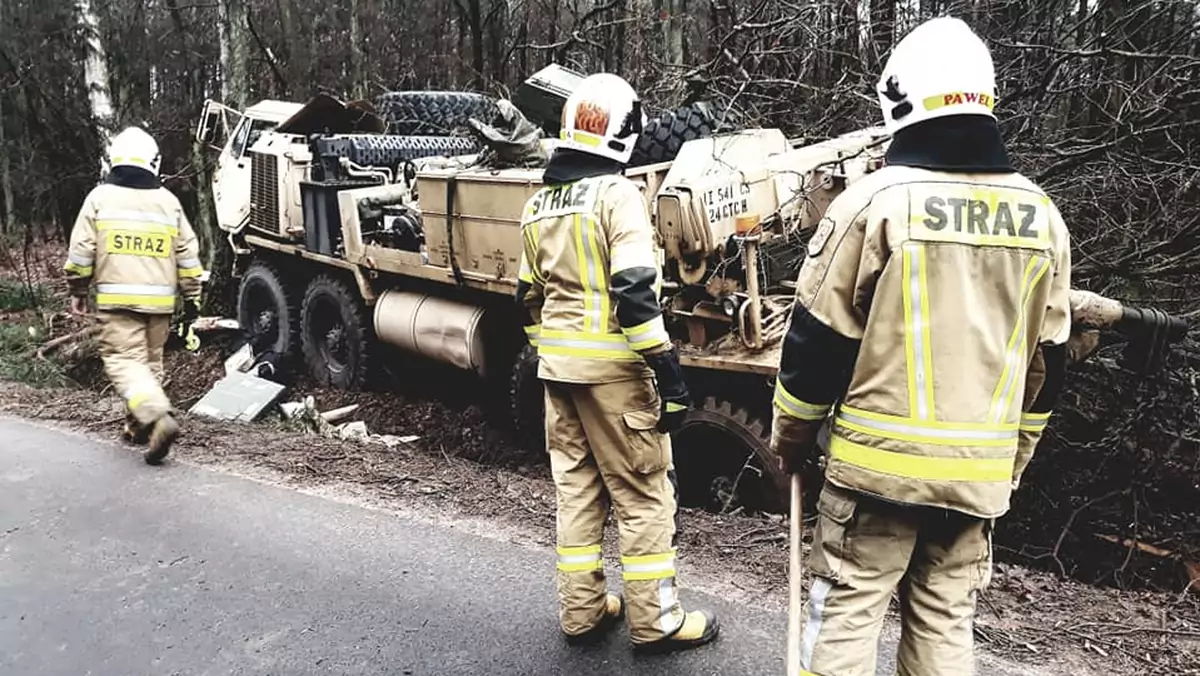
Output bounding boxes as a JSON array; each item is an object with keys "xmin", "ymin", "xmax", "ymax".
[
  {"xmin": 799, "ymin": 482, "xmax": 994, "ymax": 676},
  {"xmin": 544, "ymin": 376, "xmax": 687, "ymax": 644},
  {"xmin": 97, "ymin": 310, "xmax": 172, "ymax": 427}
]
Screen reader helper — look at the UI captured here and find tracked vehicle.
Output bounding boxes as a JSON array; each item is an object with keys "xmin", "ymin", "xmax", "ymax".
[{"xmin": 195, "ymin": 66, "xmax": 1188, "ymax": 515}]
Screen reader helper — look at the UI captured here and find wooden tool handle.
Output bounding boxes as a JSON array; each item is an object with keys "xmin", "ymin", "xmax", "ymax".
[{"xmin": 786, "ymin": 472, "xmax": 804, "ymax": 675}]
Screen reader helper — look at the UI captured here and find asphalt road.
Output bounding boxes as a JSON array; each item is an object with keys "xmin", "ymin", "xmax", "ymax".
[{"xmin": 0, "ymin": 417, "xmax": 1024, "ymax": 676}]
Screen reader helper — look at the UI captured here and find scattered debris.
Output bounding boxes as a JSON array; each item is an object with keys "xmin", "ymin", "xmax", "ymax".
[
  {"xmin": 189, "ymin": 372, "xmax": 288, "ymax": 422},
  {"xmin": 1097, "ymin": 534, "xmax": 1200, "ymax": 595}
]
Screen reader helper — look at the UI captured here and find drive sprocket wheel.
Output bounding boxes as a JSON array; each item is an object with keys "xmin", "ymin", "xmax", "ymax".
[{"xmin": 671, "ymin": 396, "xmax": 788, "ymax": 514}]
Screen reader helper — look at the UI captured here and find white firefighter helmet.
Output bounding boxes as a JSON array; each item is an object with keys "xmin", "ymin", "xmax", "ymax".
[
  {"xmin": 559, "ymin": 73, "xmax": 645, "ymax": 164},
  {"xmin": 107, "ymin": 126, "xmax": 162, "ymax": 176},
  {"xmin": 876, "ymin": 16, "xmax": 997, "ymax": 134}
]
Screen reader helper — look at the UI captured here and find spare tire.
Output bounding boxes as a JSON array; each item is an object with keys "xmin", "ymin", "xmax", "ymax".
[
  {"xmin": 375, "ymin": 91, "xmax": 501, "ymax": 136},
  {"xmin": 630, "ymin": 104, "xmax": 716, "ymax": 167}
]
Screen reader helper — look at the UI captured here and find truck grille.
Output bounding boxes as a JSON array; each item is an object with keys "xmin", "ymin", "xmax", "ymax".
[{"xmin": 249, "ymin": 151, "xmax": 278, "ymax": 234}]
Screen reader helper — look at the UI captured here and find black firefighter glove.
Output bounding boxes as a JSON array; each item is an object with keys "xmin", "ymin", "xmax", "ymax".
[
  {"xmin": 644, "ymin": 347, "xmax": 692, "ymax": 433},
  {"xmin": 177, "ymin": 298, "xmax": 201, "ymax": 351},
  {"xmin": 182, "ymin": 298, "xmax": 200, "ymax": 324}
]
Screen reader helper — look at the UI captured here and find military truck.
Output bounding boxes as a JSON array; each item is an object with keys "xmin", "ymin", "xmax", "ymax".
[{"xmin": 195, "ymin": 67, "xmax": 1188, "ymax": 515}]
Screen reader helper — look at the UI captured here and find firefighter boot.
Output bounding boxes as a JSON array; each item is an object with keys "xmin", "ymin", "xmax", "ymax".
[
  {"xmin": 564, "ymin": 593, "xmax": 625, "ymax": 646},
  {"xmin": 632, "ymin": 609, "xmax": 720, "ymax": 654},
  {"xmin": 144, "ymin": 413, "xmax": 180, "ymax": 465},
  {"xmin": 121, "ymin": 412, "xmax": 149, "ymax": 445}
]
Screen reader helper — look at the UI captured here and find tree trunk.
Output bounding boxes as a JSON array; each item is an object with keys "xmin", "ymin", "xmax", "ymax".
[
  {"xmin": 469, "ymin": 0, "xmax": 484, "ymax": 87},
  {"xmin": 77, "ymin": 0, "xmax": 114, "ymax": 177},
  {"xmin": 662, "ymin": 0, "xmax": 686, "ymax": 68},
  {"xmin": 277, "ymin": 0, "xmax": 296, "ymax": 97},
  {"xmin": 220, "ymin": 0, "xmax": 251, "ymax": 108},
  {"xmin": 349, "ymin": 0, "xmax": 366, "ymax": 99},
  {"xmin": 0, "ymin": 84, "xmax": 11, "ymax": 238},
  {"xmin": 0, "ymin": 0, "xmax": 11, "ymax": 237}
]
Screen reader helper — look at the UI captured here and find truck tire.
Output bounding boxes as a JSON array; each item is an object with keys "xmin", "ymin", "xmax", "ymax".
[
  {"xmin": 375, "ymin": 91, "xmax": 501, "ymax": 136},
  {"xmin": 300, "ymin": 274, "xmax": 373, "ymax": 390},
  {"xmin": 671, "ymin": 396, "xmax": 788, "ymax": 514},
  {"xmin": 237, "ymin": 260, "xmax": 299, "ymax": 359},
  {"xmin": 629, "ymin": 104, "xmax": 715, "ymax": 167},
  {"xmin": 510, "ymin": 344, "xmax": 545, "ymax": 453}
]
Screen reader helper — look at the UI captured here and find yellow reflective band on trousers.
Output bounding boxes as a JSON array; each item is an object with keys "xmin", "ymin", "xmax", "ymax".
[
  {"xmin": 622, "ymin": 316, "xmax": 669, "ymax": 351},
  {"xmin": 1020, "ymin": 411, "xmax": 1051, "ymax": 433},
  {"xmin": 557, "ymin": 544, "xmax": 603, "ymax": 573},
  {"xmin": 621, "ymin": 551, "xmax": 676, "ymax": 582},
  {"xmin": 774, "ymin": 383, "xmax": 831, "ymax": 421},
  {"xmin": 989, "ymin": 256, "xmax": 1051, "ymax": 422},
  {"xmin": 575, "ymin": 214, "xmax": 610, "ymax": 334},
  {"xmin": 96, "ymin": 282, "xmax": 177, "ymax": 308},
  {"xmin": 902, "ymin": 243, "xmax": 936, "ymax": 420},
  {"xmin": 537, "ymin": 329, "xmax": 640, "ymax": 362},
  {"xmin": 836, "ymin": 405, "xmax": 1018, "ymax": 447},
  {"xmin": 829, "ymin": 435, "xmax": 1014, "ymax": 483},
  {"xmin": 524, "ymin": 323, "xmax": 541, "ymax": 347}
]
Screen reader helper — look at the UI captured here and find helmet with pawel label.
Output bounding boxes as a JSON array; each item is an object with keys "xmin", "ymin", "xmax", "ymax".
[
  {"xmin": 558, "ymin": 73, "xmax": 645, "ymax": 165},
  {"xmin": 876, "ymin": 16, "xmax": 997, "ymax": 134},
  {"xmin": 107, "ymin": 126, "xmax": 162, "ymax": 176}
]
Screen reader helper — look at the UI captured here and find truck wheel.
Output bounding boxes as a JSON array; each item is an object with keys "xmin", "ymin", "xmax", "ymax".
[
  {"xmin": 510, "ymin": 344, "xmax": 545, "ymax": 453},
  {"xmin": 237, "ymin": 260, "xmax": 298, "ymax": 358},
  {"xmin": 374, "ymin": 91, "xmax": 501, "ymax": 136},
  {"xmin": 671, "ymin": 396, "xmax": 788, "ymax": 514},
  {"xmin": 629, "ymin": 104, "xmax": 715, "ymax": 167},
  {"xmin": 300, "ymin": 275, "xmax": 373, "ymax": 390}
]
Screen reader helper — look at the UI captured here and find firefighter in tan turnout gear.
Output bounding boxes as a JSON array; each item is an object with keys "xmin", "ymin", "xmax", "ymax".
[
  {"xmin": 770, "ymin": 17, "xmax": 1072, "ymax": 676},
  {"xmin": 516, "ymin": 73, "xmax": 719, "ymax": 652},
  {"xmin": 64, "ymin": 126, "xmax": 204, "ymax": 465}
]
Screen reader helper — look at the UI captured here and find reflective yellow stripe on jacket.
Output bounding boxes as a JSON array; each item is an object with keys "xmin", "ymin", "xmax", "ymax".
[
  {"xmin": 95, "ymin": 282, "xmax": 177, "ymax": 308},
  {"xmin": 830, "ymin": 405, "xmax": 1018, "ymax": 483},
  {"xmin": 538, "ymin": 329, "xmax": 640, "ymax": 362},
  {"xmin": 63, "ymin": 252, "xmax": 95, "ymax": 277}
]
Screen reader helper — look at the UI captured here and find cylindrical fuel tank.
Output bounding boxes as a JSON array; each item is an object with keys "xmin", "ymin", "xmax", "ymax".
[{"xmin": 373, "ymin": 289, "xmax": 487, "ymax": 376}]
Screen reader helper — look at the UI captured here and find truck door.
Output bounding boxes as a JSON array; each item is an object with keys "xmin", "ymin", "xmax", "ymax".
[{"xmin": 211, "ymin": 115, "xmax": 277, "ymax": 232}]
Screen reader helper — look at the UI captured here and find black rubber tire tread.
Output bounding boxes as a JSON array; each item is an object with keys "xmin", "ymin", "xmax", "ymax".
[
  {"xmin": 236, "ymin": 259, "xmax": 299, "ymax": 359},
  {"xmin": 340, "ymin": 134, "xmax": 480, "ymax": 167},
  {"xmin": 510, "ymin": 343, "xmax": 545, "ymax": 453},
  {"xmin": 671, "ymin": 395, "xmax": 788, "ymax": 514},
  {"xmin": 299, "ymin": 274, "xmax": 374, "ymax": 391},
  {"xmin": 629, "ymin": 104, "xmax": 716, "ymax": 167},
  {"xmin": 374, "ymin": 91, "xmax": 501, "ymax": 136}
]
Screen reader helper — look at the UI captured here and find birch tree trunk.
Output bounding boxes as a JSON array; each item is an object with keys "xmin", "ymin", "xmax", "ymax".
[
  {"xmin": 0, "ymin": 95, "xmax": 11, "ymax": 237},
  {"xmin": 0, "ymin": 0, "xmax": 12, "ymax": 237},
  {"xmin": 77, "ymin": 0, "xmax": 114, "ymax": 177},
  {"xmin": 349, "ymin": 0, "xmax": 366, "ymax": 99}
]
